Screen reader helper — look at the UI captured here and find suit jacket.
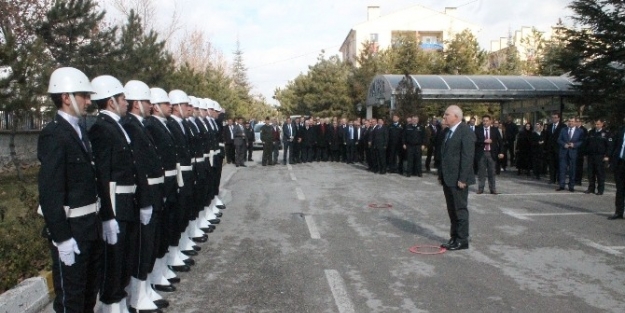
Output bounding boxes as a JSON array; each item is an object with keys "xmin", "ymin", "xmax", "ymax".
[
  {"xmin": 233, "ymin": 123, "xmax": 245, "ymax": 146},
  {"xmin": 302, "ymin": 126, "xmax": 317, "ymax": 147},
  {"xmin": 558, "ymin": 127, "xmax": 584, "ymax": 158},
  {"xmin": 316, "ymin": 123, "xmax": 328, "ymax": 146},
  {"xmin": 260, "ymin": 124, "xmax": 273, "ymax": 143},
  {"xmin": 439, "ymin": 123, "xmax": 476, "ymax": 187},
  {"xmin": 609, "ymin": 127, "xmax": 625, "ymax": 168},
  {"xmin": 122, "ymin": 114, "xmax": 164, "ymax": 211},
  {"xmin": 144, "ymin": 116, "xmax": 178, "ymax": 201},
  {"xmin": 38, "ymin": 114, "xmax": 101, "ymax": 242},
  {"xmin": 344, "ymin": 125, "xmax": 358, "ymax": 145},
  {"xmin": 167, "ymin": 117, "xmax": 192, "ymax": 166},
  {"xmin": 546, "ymin": 122, "xmax": 566, "ymax": 154},
  {"xmin": 282, "ymin": 122, "xmax": 295, "ymax": 141},
  {"xmin": 372, "ymin": 125, "xmax": 388, "ymax": 149},
  {"xmin": 224, "ymin": 124, "xmax": 235, "ymax": 144},
  {"xmin": 89, "ymin": 112, "xmax": 137, "ymax": 222},
  {"xmin": 474, "ymin": 125, "xmax": 502, "ymax": 160}
]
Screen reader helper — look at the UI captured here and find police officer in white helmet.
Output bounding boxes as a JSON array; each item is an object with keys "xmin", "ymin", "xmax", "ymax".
[{"xmin": 39, "ymin": 67, "xmax": 102, "ymax": 313}]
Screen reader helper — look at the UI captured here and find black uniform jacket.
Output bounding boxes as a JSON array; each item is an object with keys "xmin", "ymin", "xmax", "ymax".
[
  {"xmin": 38, "ymin": 114, "xmax": 101, "ymax": 242},
  {"xmin": 89, "ymin": 112, "xmax": 137, "ymax": 222},
  {"xmin": 122, "ymin": 114, "xmax": 164, "ymax": 211}
]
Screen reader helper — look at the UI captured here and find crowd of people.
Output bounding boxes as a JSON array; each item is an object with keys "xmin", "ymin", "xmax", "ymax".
[{"xmin": 38, "ymin": 67, "xmax": 229, "ymax": 313}]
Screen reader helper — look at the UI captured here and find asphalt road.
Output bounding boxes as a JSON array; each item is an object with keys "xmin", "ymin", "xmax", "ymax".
[{"xmin": 42, "ymin": 155, "xmax": 625, "ymax": 313}]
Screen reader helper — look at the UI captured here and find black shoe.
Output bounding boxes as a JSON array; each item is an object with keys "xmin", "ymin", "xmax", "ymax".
[
  {"xmin": 248, "ymin": 158, "xmax": 253, "ymax": 161},
  {"xmin": 405, "ymin": 174, "xmax": 411, "ymax": 177},
  {"xmin": 215, "ymin": 212, "xmax": 223, "ymax": 218},
  {"xmin": 153, "ymin": 284, "xmax": 176, "ymax": 292},
  {"xmin": 217, "ymin": 204, "xmax": 226, "ymax": 210},
  {"xmin": 240, "ymin": 164, "xmax": 247, "ymax": 167},
  {"xmin": 447, "ymin": 242, "xmax": 469, "ymax": 251},
  {"xmin": 200, "ymin": 227, "xmax": 214, "ymax": 233},
  {"xmin": 596, "ymin": 192, "xmax": 603, "ymax": 195},
  {"xmin": 555, "ymin": 187, "xmax": 564, "ymax": 191},
  {"xmin": 192, "ymin": 245, "xmax": 201, "ymax": 251},
  {"xmin": 153, "ymin": 299, "xmax": 169, "ymax": 309},
  {"xmin": 192, "ymin": 236, "xmax": 208, "ymax": 243},
  {"xmin": 490, "ymin": 190, "xmax": 499, "ymax": 195},
  {"xmin": 608, "ymin": 214, "xmax": 624, "ymax": 220},
  {"xmin": 181, "ymin": 249, "xmax": 198, "ymax": 256},
  {"xmin": 183, "ymin": 258, "xmax": 195, "ymax": 266},
  {"xmin": 169, "ymin": 264, "xmax": 190, "ymax": 272},
  {"xmin": 167, "ymin": 277, "xmax": 181, "ymax": 284},
  {"xmin": 569, "ymin": 188, "xmax": 575, "ymax": 192},
  {"xmin": 208, "ymin": 218, "xmax": 221, "ymax": 224},
  {"xmin": 440, "ymin": 238, "xmax": 456, "ymax": 249},
  {"xmin": 584, "ymin": 190, "xmax": 594, "ymax": 194},
  {"xmin": 476, "ymin": 190, "xmax": 484, "ymax": 194}
]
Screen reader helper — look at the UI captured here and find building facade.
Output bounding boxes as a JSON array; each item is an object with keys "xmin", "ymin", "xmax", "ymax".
[{"xmin": 339, "ymin": 5, "xmax": 482, "ymax": 65}]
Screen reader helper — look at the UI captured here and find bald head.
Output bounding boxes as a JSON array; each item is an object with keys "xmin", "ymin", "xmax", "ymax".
[{"xmin": 443, "ymin": 105, "xmax": 463, "ymax": 127}]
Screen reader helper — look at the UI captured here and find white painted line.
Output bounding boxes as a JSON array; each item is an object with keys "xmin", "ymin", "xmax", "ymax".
[
  {"xmin": 287, "ymin": 164, "xmax": 293, "ymax": 171},
  {"xmin": 290, "ymin": 172, "xmax": 297, "ymax": 181},
  {"xmin": 496, "ymin": 192, "xmax": 587, "ymax": 196},
  {"xmin": 578, "ymin": 238, "xmax": 623, "ymax": 256},
  {"xmin": 500, "ymin": 208, "xmax": 532, "ymax": 220},
  {"xmin": 295, "ymin": 187, "xmax": 306, "ymax": 200},
  {"xmin": 324, "ymin": 270, "xmax": 356, "ymax": 313},
  {"xmin": 304, "ymin": 215, "xmax": 321, "ymax": 239},
  {"xmin": 520, "ymin": 212, "xmax": 612, "ymax": 216},
  {"xmin": 422, "ymin": 181, "xmax": 435, "ymax": 186}
]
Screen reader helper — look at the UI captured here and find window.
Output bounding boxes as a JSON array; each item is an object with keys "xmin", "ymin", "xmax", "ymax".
[{"xmin": 370, "ymin": 33, "xmax": 379, "ymax": 43}]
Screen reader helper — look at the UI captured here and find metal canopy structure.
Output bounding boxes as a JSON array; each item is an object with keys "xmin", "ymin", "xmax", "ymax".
[{"xmin": 366, "ymin": 74, "xmax": 578, "ymax": 106}]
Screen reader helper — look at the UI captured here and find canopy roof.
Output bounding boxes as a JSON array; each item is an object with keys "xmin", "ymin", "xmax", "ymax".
[{"xmin": 366, "ymin": 74, "xmax": 578, "ymax": 105}]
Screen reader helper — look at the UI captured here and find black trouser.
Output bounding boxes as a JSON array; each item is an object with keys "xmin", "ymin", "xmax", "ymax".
[
  {"xmin": 375, "ymin": 148, "xmax": 386, "ymax": 173},
  {"xmin": 548, "ymin": 151, "xmax": 559, "ymax": 182},
  {"xmin": 293, "ymin": 142, "xmax": 301, "ymax": 163},
  {"xmin": 532, "ymin": 155, "xmax": 543, "ymax": 179},
  {"xmin": 177, "ymin": 172, "xmax": 194, "ymax": 233},
  {"xmin": 50, "ymin": 238, "xmax": 102, "ymax": 313},
  {"xmin": 135, "ymin": 211, "xmax": 158, "ymax": 280},
  {"xmin": 329, "ymin": 148, "xmax": 339, "ymax": 162},
  {"xmin": 425, "ymin": 143, "xmax": 435, "ymax": 170},
  {"xmin": 247, "ymin": 142, "xmax": 254, "ymax": 160},
  {"xmin": 405, "ymin": 145, "xmax": 422, "ymax": 176},
  {"xmin": 507, "ymin": 140, "xmax": 515, "ymax": 165},
  {"xmin": 225, "ymin": 143, "xmax": 235, "ymax": 163},
  {"xmin": 213, "ymin": 150, "xmax": 224, "ymax": 196},
  {"xmin": 346, "ymin": 142, "xmax": 356, "ymax": 163},
  {"xmin": 100, "ymin": 220, "xmax": 139, "ymax": 304},
  {"xmin": 262, "ymin": 141, "xmax": 273, "ymax": 165},
  {"xmin": 235, "ymin": 142, "xmax": 246, "ymax": 166},
  {"xmin": 283, "ymin": 140, "xmax": 293, "ymax": 163},
  {"xmin": 340, "ymin": 144, "xmax": 347, "ymax": 162},
  {"xmin": 316, "ymin": 146, "xmax": 328, "ymax": 161},
  {"xmin": 588, "ymin": 155, "xmax": 606, "ymax": 193},
  {"xmin": 302, "ymin": 145, "xmax": 314, "ymax": 162},
  {"xmin": 443, "ymin": 184, "xmax": 469, "ymax": 244},
  {"xmin": 357, "ymin": 142, "xmax": 365, "ymax": 163},
  {"xmin": 614, "ymin": 160, "xmax": 625, "ymax": 216}
]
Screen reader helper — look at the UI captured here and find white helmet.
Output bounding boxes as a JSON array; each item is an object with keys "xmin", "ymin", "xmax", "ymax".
[
  {"xmin": 91, "ymin": 75, "xmax": 124, "ymax": 101},
  {"xmin": 124, "ymin": 80, "xmax": 151, "ymax": 101},
  {"xmin": 169, "ymin": 89, "xmax": 190, "ymax": 104},
  {"xmin": 48, "ymin": 67, "xmax": 94, "ymax": 94},
  {"xmin": 189, "ymin": 96, "xmax": 201, "ymax": 109},
  {"xmin": 213, "ymin": 101, "xmax": 222, "ymax": 112},
  {"xmin": 205, "ymin": 98, "xmax": 215, "ymax": 110},
  {"xmin": 198, "ymin": 98, "xmax": 208, "ymax": 110},
  {"xmin": 150, "ymin": 87, "xmax": 170, "ymax": 104}
]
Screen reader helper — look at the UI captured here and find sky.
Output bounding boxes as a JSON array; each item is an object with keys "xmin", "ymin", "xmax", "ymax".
[{"xmin": 100, "ymin": 0, "xmax": 573, "ymax": 105}]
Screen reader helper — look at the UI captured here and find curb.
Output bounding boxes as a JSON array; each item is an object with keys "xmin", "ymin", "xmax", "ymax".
[{"xmin": 0, "ymin": 273, "xmax": 51, "ymax": 313}]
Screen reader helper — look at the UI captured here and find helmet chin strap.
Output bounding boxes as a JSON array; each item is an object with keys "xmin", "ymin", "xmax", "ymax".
[
  {"xmin": 110, "ymin": 97, "xmax": 121, "ymax": 116},
  {"xmin": 69, "ymin": 94, "xmax": 82, "ymax": 117},
  {"xmin": 153, "ymin": 103, "xmax": 164, "ymax": 117},
  {"xmin": 178, "ymin": 104, "xmax": 186, "ymax": 119},
  {"xmin": 137, "ymin": 100, "xmax": 145, "ymax": 117}
]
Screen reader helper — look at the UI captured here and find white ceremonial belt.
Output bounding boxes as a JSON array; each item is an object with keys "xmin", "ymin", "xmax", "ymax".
[
  {"xmin": 195, "ymin": 157, "xmax": 205, "ymax": 163},
  {"xmin": 115, "ymin": 184, "xmax": 137, "ymax": 194},
  {"xmin": 218, "ymin": 143, "xmax": 225, "ymax": 147},
  {"xmin": 203, "ymin": 153, "xmax": 210, "ymax": 158},
  {"xmin": 147, "ymin": 176, "xmax": 164, "ymax": 185},
  {"xmin": 37, "ymin": 199, "xmax": 100, "ymax": 219},
  {"xmin": 213, "ymin": 149, "xmax": 220, "ymax": 155},
  {"xmin": 180, "ymin": 165, "xmax": 193, "ymax": 171},
  {"xmin": 164, "ymin": 169, "xmax": 177, "ymax": 177}
]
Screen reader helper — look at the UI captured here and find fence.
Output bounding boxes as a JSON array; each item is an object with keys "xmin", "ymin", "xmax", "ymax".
[{"xmin": 0, "ymin": 110, "xmax": 49, "ymax": 131}]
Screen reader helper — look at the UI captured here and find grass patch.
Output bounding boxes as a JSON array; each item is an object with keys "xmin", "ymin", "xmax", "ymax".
[{"xmin": 0, "ymin": 166, "xmax": 51, "ymax": 293}]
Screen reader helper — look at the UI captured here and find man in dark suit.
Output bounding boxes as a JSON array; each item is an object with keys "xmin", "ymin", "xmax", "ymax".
[
  {"xmin": 425, "ymin": 118, "xmax": 441, "ymax": 171},
  {"xmin": 88, "ymin": 75, "xmax": 140, "ymax": 311},
  {"xmin": 282, "ymin": 117, "xmax": 295, "ymax": 164},
  {"xmin": 245, "ymin": 121, "xmax": 255, "ymax": 161},
  {"xmin": 402, "ymin": 116, "xmax": 425, "ymax": 177},
  {"xmin": 292, "ymin": 117, "xmax": 303, "ymax": 163},
  {"xmin": 546, "ymin": 112, "xmax": 566, "ymax": 184},
  {"xmin": 302, "ymin": 120, "xmax": 317, "ymax": 162},
  {"xmin": 345, "ymin": 120, "xmax": 357, "ymax": 164},
  {"xmin": 367, "ymin": 119, "xmax": 379, "ymax": 172},
  {"xmin": 439, "ymin": 105, "xmax": 476, "ymax": 251},
  {"xmin": 316, "ymin": 118, "xmax": 329, "ymax": 162},
  {"xmin": 233, "ymin": 117, "xmax": 247, "ymax": 167},
  {"xmin": 608, "ymin": 125, "xmax": 625, "ymax": 219},
  {"xmin": 260, "ymin": 117, "xmax": 273, "ymax": 165},
  {"xmin": 475, "ymin": 115, "xmax": 504, "ymax": 194},
  {"xmin": 556, "ymin": 117, "xmax": 585, "ymax": 192},
  {"xmin": 39, "ymin": 67, "xmax": 103, "ymax": 313},
  {"xmin": 355, "ymin": 120, "xmax": 365, "ymax": 163},
  {"xmin": 328, "ymin": 121, "xmax": 340, "ymax": 162},
  {"xmin": 373, "ymin": 119, "xmax": 388, "ymax": 174},
  {"xmin": 224, "ymin": 119, "xmax": 235, "ymax": 164},
  {"xmin": 387, "ymin": 115, "xmax": 403, "ymax": 173},
  {"xmin": 122, "ymin": 80, "xmax": 169, "ymax": 311}
]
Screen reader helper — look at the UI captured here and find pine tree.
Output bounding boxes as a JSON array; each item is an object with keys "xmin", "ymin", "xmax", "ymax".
[{"xmin": 443, "ymin": 29, "xmax": 486, "ymax": 74}]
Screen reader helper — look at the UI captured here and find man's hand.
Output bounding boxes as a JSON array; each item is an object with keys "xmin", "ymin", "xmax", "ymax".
[
  {"xmin": 403, "ymin": 144, "xmax": 407, "ymax": 150},
  {"xmin": 102, "ymin": 219, "xmax": 120, "ymax": 245},
  {"xmin": 498, "ymin": 153, "xmax": 504, "ymax": 159},
  {"xmin": 457, "ymin": 181, "xmax": 467, "ymax": 189},
  {"xmin": 484, "ymin": 138, "xmax": 492, "ymax": 144},
  {"xmin": 56, "ymin": 238, "xmax": 81, "ymax": 266}
]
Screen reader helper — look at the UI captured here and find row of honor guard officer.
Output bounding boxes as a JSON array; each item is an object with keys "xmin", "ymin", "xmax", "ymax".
[{"xmin": 38, "ymin": 67, "xmax": 228, "ymax": 313}]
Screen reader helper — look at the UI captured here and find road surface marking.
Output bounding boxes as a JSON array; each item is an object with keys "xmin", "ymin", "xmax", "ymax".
[
  {"xmin": 290, "ymin": 172, "xmax": 297, "ymax": 181},
  {"xmin": 422, "ymin": 181, "xmax": 435, "ymax": 186},
  {"xmin": 500, "ymin": 208, "xmax": 532, "ymax": 220},
  {"xmin": 305, "ymin": 215, "xmax": 321, "ymax": 239},
  {"xmin": 578, "ymin": 238, "xmax": 623, "ymax": 256},
  {"xmin": 296, "ymin": 187, "xmax": 305, "ymax": 200},
  {"xmin": 324, "ymin": 270, "xmax": 356, "ymax": 313},
  {"xmin": 287, "ymin": 164, "xmax": 293, "ymax": 171},
  {"xmin": 496, "ymin": 192, "xmax": 588, "ymax": 196},
  {"xmin": 500, "ymin": 208, "xmax": 611, "ymax": 220}
]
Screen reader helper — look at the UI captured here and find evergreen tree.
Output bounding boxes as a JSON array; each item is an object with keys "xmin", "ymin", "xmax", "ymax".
[
  {"xmin": 37, "ymin": 0, "xmax": 118, "ymax": 77},
  {"xmin": 443, "ymin": 29, "xmax": 486, "ymax": 74},
  {"xmin": 539, "ymin": 20, "xmax": 570, "ymax": 76},
  {"xmin": 560, "ymin": 0, "xmax": 625, "ymax": 124}
]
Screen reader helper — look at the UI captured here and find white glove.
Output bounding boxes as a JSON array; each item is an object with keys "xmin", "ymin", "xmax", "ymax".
[
  {"xmin": 102, "ymin": 219, "xmax": 120, "ymax": 245},
  {"xmin": 140, "ymin": 206, "xmax": 153, "ymax": 225},
  {"xmin": 56, "ymin": 238, "xmax": 80, "ymax": 266}
]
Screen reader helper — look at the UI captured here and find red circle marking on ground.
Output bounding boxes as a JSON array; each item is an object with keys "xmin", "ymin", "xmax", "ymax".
[
  {"xmin": 409, "ymin": 245, "xmax": 446, "ymax": 255},
  {"xmin": 368, "ymin": 203, "xmax": 393, "ymax": 209}
]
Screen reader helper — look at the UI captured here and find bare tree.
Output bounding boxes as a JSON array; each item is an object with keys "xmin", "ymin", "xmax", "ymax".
[{"xmin": 110, "ymin": 0, "xmax": 156, "ymax": 31}]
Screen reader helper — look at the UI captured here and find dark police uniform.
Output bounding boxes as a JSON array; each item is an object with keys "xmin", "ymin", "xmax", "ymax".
[
  {"xmin": 89, "ymin": 111, "xmax": 138, "ymax": 305},
  {"xmin": 122, "ymin": 113, "xmax": 164, "ymax": 280},
  {"xmin": 373, "ymin": 124, "xmax": 389, "ymax": 174},
  {"xmin": 609, "ymin": 127, "xmax": 625, "ymax": 218},
  {"xmin": 38, "ymin": 113, "xmax": 103, "ymax": 313},
  {"xmin": 403, "ymin": 123, "xmax": 425, "ymax": 177},
  {"xmin": 387, "ymin": 122, "xmax": 403, "ymax": 173},
  {"xmin": 585, "ymin": 127, "xmax": 611, "ymax": 194}
]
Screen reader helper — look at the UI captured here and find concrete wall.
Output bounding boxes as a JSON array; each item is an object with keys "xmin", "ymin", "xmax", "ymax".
[{"xmin": 0, "ymin": 131, "xmax": 40, "ymax": 171}]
